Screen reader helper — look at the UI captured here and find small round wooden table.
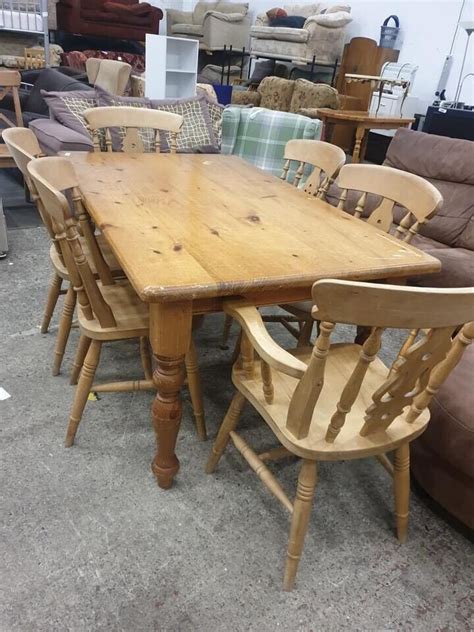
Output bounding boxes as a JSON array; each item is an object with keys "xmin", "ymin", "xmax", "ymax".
[{"xmin": 315, "ymin": 108, "xmax": 415, "ymax": 163}]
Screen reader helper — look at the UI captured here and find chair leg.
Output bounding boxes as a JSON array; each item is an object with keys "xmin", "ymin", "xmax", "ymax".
[
  {"xmin": 65, "ymin": 340, "xmax": 102, "ymax": 448},
  {"xmin": 393, "ymin": 442, "xmax": 410, "ymax": 544},
  {"xmin": 52, "ymin": 286, "xmax": 76, "ymax": 376},
  {"xmin": 41, "ymin": 273, "xmax": 62, "ymax": 334},
  {"xmin": 139, "ymin": 336, "xmax": 153, "ymax": 381},
  {"xmin": 70, "ymin": 335, "xmax": 91, "ymax": 385},
  {"xmin": 297, "ymin": 319, "xmax": 313, "ymax": 347},
  {"xmin": 221, "ymin": 314, "xmax": 233, "ymax": 350},
  {"xmin": 205, "ymin": 391, "xmax": 246, "ymax": 473},
  {"xmin": 184, "ymin": 339, "xmax": 207, "ymax": 441},
  {"xmin": 284, "ymin": 459, "xmax": 318, "ymax": 591}
]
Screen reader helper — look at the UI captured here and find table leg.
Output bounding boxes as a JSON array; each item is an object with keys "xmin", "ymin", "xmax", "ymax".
[
  {"xmin": 352, "ymin": 125, "xmax": 366, "ymax": 163},
  {"xmin": 149, "ymin": 301, "xmax": 193, "ymax": 489}
]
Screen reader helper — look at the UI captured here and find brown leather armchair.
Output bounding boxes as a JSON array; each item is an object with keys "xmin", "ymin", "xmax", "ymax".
[{"xmin": 57, "ymin": 0, "xmax": 163, "ymax": 41}]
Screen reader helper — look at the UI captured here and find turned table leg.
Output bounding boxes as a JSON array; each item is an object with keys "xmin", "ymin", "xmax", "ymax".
[
  {"xmin": 149, "ymin": 301, "xmax": 193, "ymax": 489},
  {"xmin": 352, "ymin": 125, "xmax": 366, "ymax": 163}
]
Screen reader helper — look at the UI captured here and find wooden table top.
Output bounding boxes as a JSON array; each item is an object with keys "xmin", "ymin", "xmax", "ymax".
[
  {"xmin": 315, "ymin": 109, "xmax": 415, "ymax": 124},
  {"xmin": 69, "ymin": 152, "xmax": 439, "ymax": 303}
]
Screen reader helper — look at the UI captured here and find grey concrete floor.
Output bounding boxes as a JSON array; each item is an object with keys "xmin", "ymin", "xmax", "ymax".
[{"xmin": 1, "ymin": 224, "xmax": 473, "ymax": 631}]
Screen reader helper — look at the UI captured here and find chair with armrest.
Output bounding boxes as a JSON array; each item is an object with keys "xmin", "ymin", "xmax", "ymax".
[
  {"xmin": 207, "ymin": 280, "xmax": 474, "ymax": 590},
  {"xmin": 27, "ymin": 156, "xmax": 207, "ymax": 446}
]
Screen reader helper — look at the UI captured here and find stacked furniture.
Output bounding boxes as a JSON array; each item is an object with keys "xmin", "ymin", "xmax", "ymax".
[
  {"xmin": 167, "ymin": 1, "xmax": 250, "ymax": 52},
  {"xmin": 250, "ymin": 3, "xmax": 352, "ymax": 66},
  {"xmin": 56, "ymin": 0, "xmax": 163, "ymax": 41}
]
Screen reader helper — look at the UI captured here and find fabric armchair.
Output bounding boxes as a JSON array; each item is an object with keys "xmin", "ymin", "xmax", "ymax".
[{"xmin": 232, "ymin": 77, "xmax": 339, "ymax": 115}]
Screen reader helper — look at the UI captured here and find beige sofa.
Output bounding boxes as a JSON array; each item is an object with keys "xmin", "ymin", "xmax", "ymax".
[
  {"xmin": 250, "ymin": 3, "xmax": 352, "ymax": 65},
  {"xmin": 167, "ymin": 1, "xmax": 251, "ymax": 52}
]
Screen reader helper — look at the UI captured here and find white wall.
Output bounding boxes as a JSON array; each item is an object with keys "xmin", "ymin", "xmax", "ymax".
[{"xmin": 246, "ymin": 0, "xmax": 474, "ymax": 109}]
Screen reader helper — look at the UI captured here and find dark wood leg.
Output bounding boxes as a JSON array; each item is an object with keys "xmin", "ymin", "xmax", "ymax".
[{"xmin": 150, "ymin": 302, "xmax": 192, "ymax": 489}]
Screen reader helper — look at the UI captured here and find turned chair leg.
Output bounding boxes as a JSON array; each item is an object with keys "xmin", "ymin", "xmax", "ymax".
[
  {"xmin": 139, "ymin": 336, "xmax": 153, "ymax": 381},
  {"xmin": 70, "ymin": 335, "xmax": 92, "ymax": 385},
  {"xmin": 184, "ymin": 339, "xmax": 207, "ymax": 441},
  {"xmin": 284, "ymin": 459, "xmax": 318, "ymax": 591},
  {"xmin": 205, "ymin": 391, "xmax": 246, "ymax": 473},
  {"xmin": 297, "ymin": 319, "xmax": 313, "ymax": 347},
  {"xmin": 52, "ymin": 286, "xmax": 76, "ymax": 376},
  {"xmin": 393, "ymin": 442, "xmax": 410, "ymax": 543},
  {"xmin": 221, "ymin": 314, "xmax": 233, "ymax": 350},
  {"xmin": 41, "ymin": 273, "xmax": 63, "ymax": 334},
  {"xmin": 65, "ymin": 340, "xmax": 102, "ymax": 448}
]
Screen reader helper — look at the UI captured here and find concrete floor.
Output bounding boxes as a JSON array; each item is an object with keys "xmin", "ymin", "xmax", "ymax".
[{"xmin": 1, "ymin": 214, "xmax": 473, "ymax": 630}]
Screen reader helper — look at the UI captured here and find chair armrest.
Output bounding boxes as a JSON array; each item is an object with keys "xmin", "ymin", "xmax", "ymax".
[
  {"xmin": 231, "ymin": 90, "xmax": 261, "ymax": 106},
  {"xmin": 304, "ymin": 13, "xmax": 351, "ymax": 63},
  {"xmin": 254, "ymin": 12, "xmax": 269, "ymax": 27},
  {"xmin": 225, "ymin": 301, "xmax": 307, "ymax": 378},
  {"xmin": 203, "ymin": 10, "xmax": 246, "ymax": 22}
]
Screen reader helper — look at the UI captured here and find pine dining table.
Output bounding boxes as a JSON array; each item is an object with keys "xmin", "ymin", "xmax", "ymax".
[{"xmin": 68, "ymin": 151, "xmax": 441, "ymax": 490}]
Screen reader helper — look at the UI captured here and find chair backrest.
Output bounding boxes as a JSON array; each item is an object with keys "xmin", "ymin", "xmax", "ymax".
[
  {"xmin": 2, "ymin": 126, "xmax": 60, "ymax": 248},
  {"xmin": 286, "ymin": 280, "xmax": 474, "ymax": 442},
  {"xmin": 27, "ymin": 157, "xmax": 117, "ymax": 328},
  {"xmin": 83, "ymin": 106, "xmax": 183, "ymax": 153},
  {"xmin": 280, "ymin": 139, "xmax": 346, "ymax": 199},
  {"xmin": 2, "ymin": 127, "xmax": 42, "ymax": 196},
  {"xmin": 86, "ymin": 58, "xmax": 132, "ymax": 96},
  {"xmin": 0, "ymin": 70, "xmax": 23, "ymax": 127},
  {"xmin": 336, "ymin": 164, "xmax": 443, "ymax": 243}
]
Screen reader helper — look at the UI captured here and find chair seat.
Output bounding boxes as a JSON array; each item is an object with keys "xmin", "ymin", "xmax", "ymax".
[
  {"xmin": 172, "ymin": 23, "xmax": 203, "ymax": 37},
  {"xmin": 49, "ymin": 234, "xmax": 121, "ymax": 279},
  {"xmin": 77, "ymin": 279, "xmax": 149, "ymax": 340},
  {"xmin": 250, "ymin": 25, "xmax": 309, "ymax": 43},
  {"xmin": 233, "ymin": 343, "xmax": 430, "ymax": 460}
]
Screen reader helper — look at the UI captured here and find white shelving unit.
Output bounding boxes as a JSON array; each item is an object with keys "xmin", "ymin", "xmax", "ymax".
[{"xmin": 145, "ymin": 35, "xmax": 198, "ymax": 100}]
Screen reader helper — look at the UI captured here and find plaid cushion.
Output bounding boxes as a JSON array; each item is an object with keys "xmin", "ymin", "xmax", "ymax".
[
  {"xmin": 151, "ymin": 96, "xmax": 216, "ymax": 152},
  {"xmin": 221, "ymin": 106, "xmax": 322, "ymax": 177},
  {"xmin": 207, "ymin": 102, "xmax": 224, "ymax": 148},
  {"xmin": 41, "ymin": 89, "xmax": 96, "ymax": 138}
]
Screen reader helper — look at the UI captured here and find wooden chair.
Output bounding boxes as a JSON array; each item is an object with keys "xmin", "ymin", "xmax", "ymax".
[
  {"xmin": 2, "ymin": 127, "xmax": 121, "ymax": 376},
  {"xmin": 24, "ymin": 48, "xmax": 46, "ymax": 70},
  {"xmin": 336, "ymin": 163, "xmax": 443, "ymax": 241},
  {"xmin": 83, "ymin": 106, "xmax": 183, "ymax": 153},
  {"xmin": 0, "ymin": 70, "xmax": 23, "ymax": 128},
  {"xmin": 221, "ymin": 139, "xmax": 347, "ymax": 350},
  {"xmin": 28, "ymin": 156, "xmax": 206, "ymax": 446},
  {"xmin": 280, "ymin": 163, "xmax": 444, "ymax": 345},
  {"xmin": 280, "ymin": 139, "xmax": 346, "ymax": 198},
  {"xmin": 207, "ymin": 281, "xmax": 474, "ymax": 590}
]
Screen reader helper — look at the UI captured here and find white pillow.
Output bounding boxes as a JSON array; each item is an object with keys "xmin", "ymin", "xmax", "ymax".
[{"xmin": 312, "ymin": 10, "xmax": 352, "ymax": 27}]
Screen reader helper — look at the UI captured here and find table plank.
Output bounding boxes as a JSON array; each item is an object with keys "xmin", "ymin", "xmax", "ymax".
[{"xmin": 69, "ymin": 152, "xmax": 439, "ymax": 303}]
